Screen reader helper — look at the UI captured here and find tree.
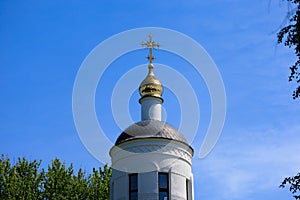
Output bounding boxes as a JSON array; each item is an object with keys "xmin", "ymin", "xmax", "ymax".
[
  {"xmin": 43, "ymin": 158, "xmax": 78, "ymax": 200},
  {"xmin": 277, "ymin": 0, "xmax": 300, "ymax": 99},
  {"xmin": 88, "ymin": 165, "xmax": 112, "ymax": 200},
  {"xmin": 280, "ymin": 173, "xmax": 300, "ymax": 199},
  {"xmin": 278, "ymin": 2, "xmax": 300, "ymax": 198},
  {"xmin": 0, "ymin": 155, "xmax": 44, "ymax": 200},
  {"xmin": 0, "ymin": 155, "xmax": 112, "ymax": 200}
]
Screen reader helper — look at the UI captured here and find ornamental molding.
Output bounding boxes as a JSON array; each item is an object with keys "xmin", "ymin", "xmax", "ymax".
[{"xmin": 117, "ymin": 144, "xmax": 192, "ymax": 164}]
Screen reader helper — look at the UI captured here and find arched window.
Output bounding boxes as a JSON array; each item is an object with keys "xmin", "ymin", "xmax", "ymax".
[
  {"xmin": 186, "ymin": 179, "xmax": 189, "ymax": 200},
  {"xmin": 158, "ymin": 173, "xmax": 169, "ymax": 200},
  {"xmin": 129, "ymin": 174, "xmax": 138, "ymax": 200}
]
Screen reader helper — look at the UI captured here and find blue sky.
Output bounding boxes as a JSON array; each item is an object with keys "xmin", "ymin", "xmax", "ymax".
[{"xmin": 1, "ymin": 0, "xmax": 299, "ymax": 199}]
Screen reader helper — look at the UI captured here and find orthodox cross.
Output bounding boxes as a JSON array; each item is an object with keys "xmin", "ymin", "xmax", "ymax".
[{"xmin": 141, "ymin": 34, "xmax": 160, "ymax": 64}]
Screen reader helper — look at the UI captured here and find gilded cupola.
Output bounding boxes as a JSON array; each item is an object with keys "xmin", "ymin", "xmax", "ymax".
[
  {"xmin": 139, "ymin": 34, "xmax": 163, "ymax": 100},
  {"xmin": 139, "ymin": 63, "xmax": 163, "ymax": 98}
]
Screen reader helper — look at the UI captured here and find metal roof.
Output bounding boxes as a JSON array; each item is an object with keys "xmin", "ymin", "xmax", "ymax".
[{"xmin": 115, "ymin": 120, "xmax": 188, "ymax": 145}]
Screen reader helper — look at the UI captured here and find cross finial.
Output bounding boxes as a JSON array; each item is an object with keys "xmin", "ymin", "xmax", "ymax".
[{"xmin": 141, "ymin": 34, "xmax": 160, "ymax": 64}]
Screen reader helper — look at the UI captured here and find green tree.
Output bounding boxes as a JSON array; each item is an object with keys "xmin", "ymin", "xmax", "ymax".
[
  {"xmin": 71, "ymin": 168, "xmax": 89, "ymax": 199},
  {"xmin": 43, "ymin": 158, "xmax": 77, "ymax": 200},
  {"xmin": 280, "ymin": 173, "xmax": 300, "ymax": 199},
  {"xmin": 0, "ymin": 155, "xmax": 44, "ymax": 200},
  {"xmin": 277, "ymin": 0, "xmax": 300, "ymax": 99},
  {"xmin": 88, "ymin": 164, "xmax": 112, "ymax": 200},
  {"xmin": 0, "ymin": 155, "xmax": 112, "ymax": 200}
]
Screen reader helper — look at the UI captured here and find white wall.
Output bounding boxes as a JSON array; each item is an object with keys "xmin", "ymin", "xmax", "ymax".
[
  {"xmin": 110, "ymin": 138, "xmax": 194, "ymax": 200},
  {"xmin": 140, "ymin": 96, "xmax": 162, "ymax": 121}
]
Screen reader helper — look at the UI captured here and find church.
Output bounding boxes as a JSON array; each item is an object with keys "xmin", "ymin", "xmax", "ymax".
[{"xmin": 109, "ymin": 35, "xmax": 194, "ymax": 200}]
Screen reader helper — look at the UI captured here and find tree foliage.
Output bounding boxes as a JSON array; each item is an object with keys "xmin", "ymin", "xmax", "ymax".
[
  {"xmin": 0, "ymin": 155, "xmax": 112, "ymax": 200},
  {"xmin": 278, "ymin": 1, "xmax": 300, "ymax": 198},
  {"xmin": 280, "ymin": 173, "xmax": 300, "ymax": 199},
  {"xmin": 88, "ymin": 165, "xmax": 112, "ymax": 200},
  {"xmin": 277, "ymin": 0, "xmax": 300, "ymax": 99}
]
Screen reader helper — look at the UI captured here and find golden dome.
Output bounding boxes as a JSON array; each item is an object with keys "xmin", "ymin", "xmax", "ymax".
[{"xmin": 139, "ymin": 63, "xmax": 163, "ymax": 99}]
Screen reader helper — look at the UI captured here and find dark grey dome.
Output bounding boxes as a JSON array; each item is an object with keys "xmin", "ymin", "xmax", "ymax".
[{"xmin": 115, "ymin": 120, "xmax": 188, "ymax": 145}]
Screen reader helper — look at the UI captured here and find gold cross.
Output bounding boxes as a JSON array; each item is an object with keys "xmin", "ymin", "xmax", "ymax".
[{"xmin": 141, "ymin": 34, "xmax": 160, "ymax": 63}]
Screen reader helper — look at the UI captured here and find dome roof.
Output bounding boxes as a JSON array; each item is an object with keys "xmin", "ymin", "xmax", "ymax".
[
  {"xmin": 139, "ymin": 64, "xmax": 163, "ymax": 99},
  {"xmin": 115, "ymin": 120, "xmax": 188, "ymax": 145}
]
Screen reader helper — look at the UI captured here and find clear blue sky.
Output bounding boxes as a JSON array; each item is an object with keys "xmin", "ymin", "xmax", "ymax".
[{"xmin": 1, "ymin": 0, "xmax": 299, "ymax": 199}]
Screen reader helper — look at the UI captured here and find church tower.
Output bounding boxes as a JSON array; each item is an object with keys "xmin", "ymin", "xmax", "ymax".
[{"xmin": 110, "ymin": 35, "xmax": 194, "ymax": 200}]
